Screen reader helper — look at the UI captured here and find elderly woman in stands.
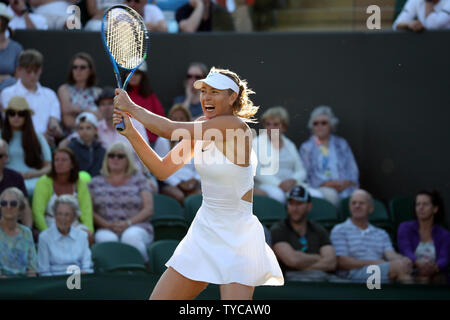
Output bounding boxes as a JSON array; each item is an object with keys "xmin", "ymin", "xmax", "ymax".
[
  {"xmin": 37, "ymin": 194, "xmax": 93, "ymax": 276},
  {"xmin": 88, "ymin": 141, "xmax": 154, "ymax": 261},
  {"xmin": 299, "ymin": 106, "xmax": 359, "ymax": 207},
  {"xmin": 252, "ymin": 106, "xmax": 316, "ymax": 204},
  {"xmin": 0, "ymin": 187, "xmax": 37, "ymax": 277},
  {"xmin": 397, "ymin": 190, "xmax": 450, "ymax": 284}
]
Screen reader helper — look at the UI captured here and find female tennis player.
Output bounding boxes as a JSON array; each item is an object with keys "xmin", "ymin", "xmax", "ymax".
[{"xmin": 113, "ymin": 67, "xmax": 284, "ymax": 300}]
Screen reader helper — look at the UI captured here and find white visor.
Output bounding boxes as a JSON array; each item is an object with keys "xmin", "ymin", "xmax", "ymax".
[{"xmin": 193, "ymin": 72, "xmax": 239, "ymax": 93}]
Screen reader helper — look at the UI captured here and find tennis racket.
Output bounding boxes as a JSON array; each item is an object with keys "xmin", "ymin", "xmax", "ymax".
[{"xmin": 101, "ymin": 5, "xmax": 149, "ymax": 131}]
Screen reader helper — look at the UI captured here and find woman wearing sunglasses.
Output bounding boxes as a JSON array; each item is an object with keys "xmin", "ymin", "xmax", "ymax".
[
  {"xmin": 57, "ymin": 52, "xmax": 101, "ymax": 133},
  {"xmin": 88, "ymin": 141, "xmax": 154, "ymax": 261},
  {"xmin": 299, "ymin": 105, "xmax": 359, "ymax": 207},
  {"xmin": 0, "ymin": 187, "xmax": 37, "ymax": 277},
  {"xmin": 172, "ymin": 62, "xmax": 208, "ymax": 118},
  {"xmin": 1, "ymin": 96, "xmax": 51, "ymax": 196}
]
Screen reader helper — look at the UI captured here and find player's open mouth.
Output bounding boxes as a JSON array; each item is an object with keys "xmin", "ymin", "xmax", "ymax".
[{"xmin": 205, "ymin": 106, "xmax": 215, "ymax": 112}]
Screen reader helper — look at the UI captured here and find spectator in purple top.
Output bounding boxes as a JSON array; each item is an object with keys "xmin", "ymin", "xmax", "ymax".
[
  {"xmin": 397, "ymin": 190, "xmax": 450, "ymax": 284},
  {"xmin": 88, "ymin": 141, "xmax": 154, "ymax": 261},
  {"xmin": 0, "ymin": 138, "xmax": 32, "ymax": 227}
]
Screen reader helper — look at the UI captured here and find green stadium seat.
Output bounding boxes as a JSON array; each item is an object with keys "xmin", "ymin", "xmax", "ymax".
[
  {"xmin": 151, "ymin": 194, "xmax": 188, "ymax": 241},
  {"xmin": 389, "ymin": 195, "xmax": 415, "ymax": 246},
  {"xmin": 184, "ymin": 194, "xmax": 203, "ymax": 225},
  {"xmin": 389, "ymin": 195, "xmax": 415, "ymax": 229},
  {"xmin": 153, "ymin": 193, "xmax": 185, "ymax": 217},
  {"xmin": 91, "ymin": 242, "xmax": 148, "ymax": 274},
  {"xmin": 308, "ymin": 197, "xmax": 340, "ymax": 232},
  {"xmin": 147, "ymin": 240, "xmax": 180, "ymax": 274},
  {"xmin": 253, "ymin": 195, "xmax": 287, "ymax": 228}
]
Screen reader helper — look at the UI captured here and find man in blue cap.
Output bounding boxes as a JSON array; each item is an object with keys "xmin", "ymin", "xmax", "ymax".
[{"xmin": 270, "ymin": 185, "xmax": 337, "ymax": 281}]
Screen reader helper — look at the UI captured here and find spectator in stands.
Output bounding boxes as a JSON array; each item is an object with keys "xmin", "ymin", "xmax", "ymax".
[
  {"xmin": 397, "ymin": 190, "xmax": 450, "ymax": 284},
  {"xmin": 216, "ymin": 0, "xmax": 254, "ymax": 32},
  {"xmin": 271, "ymin": 186, "xmax": 337, "ymax": 281},
  {"xmin": 29, "ymin": 0, "xmax": 70, "ymax": 30},
  {"xmin": 126, "ymin": 62, "xmax": 165, "ymax": 146},
  {"xmin": 1, "ymin": 96, "xmax": 51, "ymax": 196},
  {"xmin": 85, "ymin": 0, "xmax": 123, "ymax": 31},
  {"xmin": 0, "ymin": 4, "xmax": 22, "ymax": 91},
  {"xmin": 331, "ymin": 189, "xmax": 413, "ymax": 283},
  {"xmin": 67, "ymin": 112, "xmax": 105, "ymax": 178},
  {"xmin": 176, "ymin": 0, "xmax": 234, "ymax": 32},
  {"xmin": 57, "ymin": 52, "xmax": 101, "ymax": 133},
  {"xmin": 393, "ymin": 0, "xmax": 450, "ymax": 31},
  {"xmin": 125, "ymin": 0, "xmax": 168, "ymax": 32},
  {"xmin": 0, "ymin": 187, "xmax": 37, "ymax": 277},
  {"xmin": 37, "ymin": 194, "xmax": 93, "ymax": 276},
  {"xmin": 0, "ymin": 49, "xmax": 63, "ymax": 147},
  {"xmin": 32, "ymin": 147, "xmax": 94, "ymax": 239},
  {"xmin": 8, "ymin": 0, "xmax": 49, "ymax": 31},
  {"xmin": 89, "ymin": 141, "xmax": 154, "ymax": 261},
  {"xmin": 93, "ymin": 87, "xmax": 158, "ymax": 190},
  {"xmin": 299, "ymin": 106, "xmax": 359, "ymax": 207},
  {"xmin": 154, "ymin": 104, "xmax": 201, "ymax": 205},
  {"xmin": 253, "ymin": 106, "xmax": 317, "ymax": 204},
  {"xmin": 173, "ymin": 62, "xmax": 208, "ymax": 118},
  {"xmin": 0, "ymin": 138, "xmax": 32, "ymax": 227}
]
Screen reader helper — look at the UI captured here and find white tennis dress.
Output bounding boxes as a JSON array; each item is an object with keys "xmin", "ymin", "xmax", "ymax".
[{"xmin": 165, "ymin": 141, "xmax": 284, "ymax": 286}]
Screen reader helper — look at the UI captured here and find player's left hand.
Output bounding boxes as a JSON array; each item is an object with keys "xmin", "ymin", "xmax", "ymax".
[{"xmin": 113, "ymin": 109, "xmax": 137, "ymax": 137}]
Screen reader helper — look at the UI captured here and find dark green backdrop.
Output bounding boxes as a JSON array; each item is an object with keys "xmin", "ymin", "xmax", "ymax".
[{"xmin": 13, "ymin": 30, "xmax": 450, "ymax": 225}]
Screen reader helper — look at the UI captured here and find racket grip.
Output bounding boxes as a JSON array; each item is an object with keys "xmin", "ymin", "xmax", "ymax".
[{"xmin": 115, "ymin": 118, "xmax": 126, "ymax": 131}]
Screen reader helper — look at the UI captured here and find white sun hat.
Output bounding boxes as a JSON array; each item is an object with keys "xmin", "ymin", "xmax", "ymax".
[
  {"xmin": 0, "ymin": 3, "xmax": 13, "ymax": 21},
  {"xmin": 193, "ymin": 71, "xmax": 239, "ymax": 94}
]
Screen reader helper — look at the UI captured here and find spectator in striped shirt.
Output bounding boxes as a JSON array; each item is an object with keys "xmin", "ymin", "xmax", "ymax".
[{"xmin": 330, "ymin": 189, "xmax": 413, "ymax": 283}]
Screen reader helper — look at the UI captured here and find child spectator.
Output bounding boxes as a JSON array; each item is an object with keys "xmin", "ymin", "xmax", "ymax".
[{"xmin": 67, "ymin": 112, "xmax": 105, "ymax": 178}]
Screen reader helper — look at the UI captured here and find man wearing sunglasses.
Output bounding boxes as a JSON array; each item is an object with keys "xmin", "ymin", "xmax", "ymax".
[
  {"xmin": 271, "ymin": 185, "xmax": 337, "ymax": 282},
  {"xmin": 0, "ymin": 139, "xmax": 32, "ymax": 228}
]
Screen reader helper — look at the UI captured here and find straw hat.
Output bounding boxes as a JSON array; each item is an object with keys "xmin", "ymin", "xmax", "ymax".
[{"xmin": 4, "ymin": 96, "xmax": 35, "ymax": 115}]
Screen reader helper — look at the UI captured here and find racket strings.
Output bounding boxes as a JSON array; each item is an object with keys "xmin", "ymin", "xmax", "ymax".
[{"xmin": 105, "ymin": 8, "xmax": 146, "ymax": 69}]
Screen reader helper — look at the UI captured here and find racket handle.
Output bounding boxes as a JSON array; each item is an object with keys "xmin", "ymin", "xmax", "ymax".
[{"xmin": 115, "ymin": 118, "xmax": 125, "ymax": 131}]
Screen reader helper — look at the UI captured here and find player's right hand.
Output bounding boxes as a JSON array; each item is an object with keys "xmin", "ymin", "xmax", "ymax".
[
  {"xmin": 114, "ymin": 89, "xmax": 134, "ymax": 114},
  {"xmin": 113, "ymin": 109, "xmax": 136, "ymax": 137}
]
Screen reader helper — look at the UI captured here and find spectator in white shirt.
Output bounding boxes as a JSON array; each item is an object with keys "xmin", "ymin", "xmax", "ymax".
[
  {"xmin": 8, "ymin": 0, "xmax": 48, "ymax": 31},
  {"xmin": 124, "ymin": 0, "xmax": 168, "ymax": 32},
  {"xmin": 0, "ymin": 49, "xmax": 63, "ymax": 147},
  {"xmin": 393, "ymin": 0, "xmax": 450, "ymax": 31},
  {"xmin": 154, "ymin": 104, "xmax": 201, "ymax": 205},
  {"xmin": 29, "ymin": 0, "xmax": 71, "ymax": 30},
  {"xmin": 253, "ymin": 106, "xmax": 322, "ymax": 204},
  {"xmin": 84, "ymin": 0, "xmax": 123, "ymax": 31},
  {"xmin": 37, "ymin": 194, "xmax": 93, "ymax": 276}
]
